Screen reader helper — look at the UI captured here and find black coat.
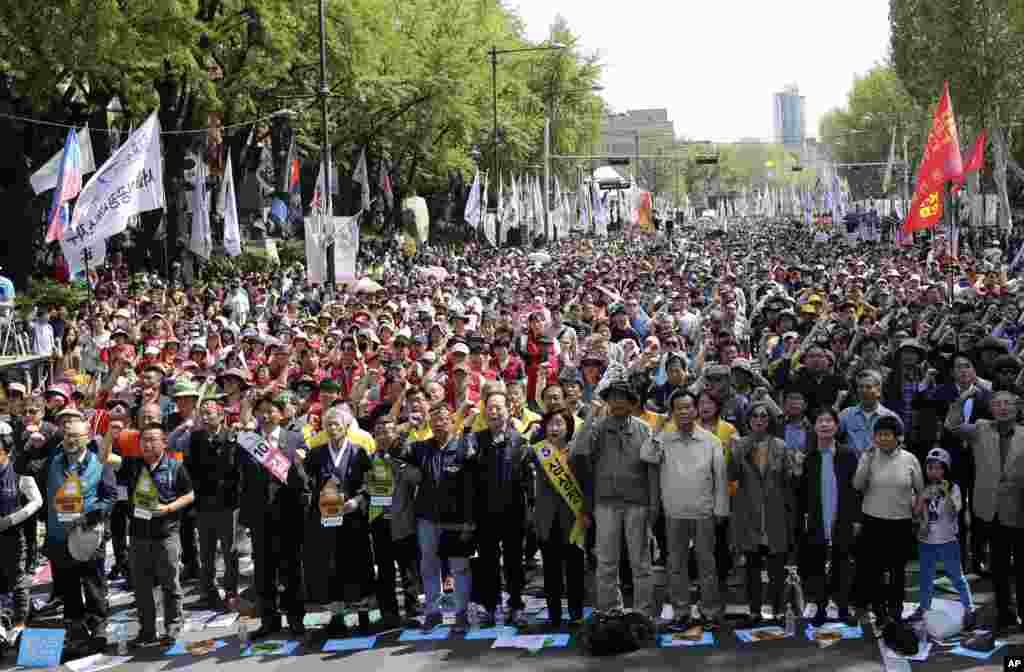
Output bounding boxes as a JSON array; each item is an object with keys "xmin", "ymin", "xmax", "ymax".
[
  {"xmin": 238, "ymin": 429, "xmax": 310, "ymax": 528},
  {"xmin": 465, "ymin": 428, "xmax": 531, "ymax": 519},
  {"xmin": 797, "ymin": 442, "xmax": 861, "ymax": 549},
  {"xmin": 184, "ymin": 428, "xmax": 241, "ymax": 511},
  {"xmin": 304, "ymin": 441, "xmax": 374, "ymax": 604}
]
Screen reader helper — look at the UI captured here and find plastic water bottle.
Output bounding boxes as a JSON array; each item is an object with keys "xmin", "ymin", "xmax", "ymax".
[
  {"xmin": 785, "ymin": 604, "xmax": 797, "ymax": 637},
  {"xmin": 238, "ymin": 620, "xmax": 249, "ymax": 648},
  {"xmin": 114, "ymin": 623, "xmax": 128, "ymax": 655},
  {"xmin": 786, "ymin": 566, "xmax": 806, "ymax": 616}
]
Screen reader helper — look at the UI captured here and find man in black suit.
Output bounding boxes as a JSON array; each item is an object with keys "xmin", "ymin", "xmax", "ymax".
[
  {"xmin": 241, "ymin": 393, "xmax": 310, "ymax": 639},
  {"xmin": 185, "ymin": 398, "xmax": 242, "ymax": 609},
  {"xmin": 467, "ymin": 390, "xmax": 530, "ymax": 626}
]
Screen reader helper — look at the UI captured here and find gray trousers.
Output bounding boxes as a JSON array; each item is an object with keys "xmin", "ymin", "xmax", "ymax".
[
  {"xmin": 198, "ymin": 508, "xmax": 239, "ymax": 596},
  {"xmin": 666, "ymin": 516, "xmax": 720, "ymax": 617},
  {"xmin": 595, "ymin": 502, "xmax": 653, "ymax": 615},
  {"xmin": 131, "ymin": 535, "xmax": 183, "ymax": 635}
]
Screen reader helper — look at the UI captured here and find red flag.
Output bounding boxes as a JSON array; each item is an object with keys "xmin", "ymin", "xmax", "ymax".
[
  {"xmin": 902, "ymin": 82, "xmax": 964, "ymax": 235},
  {"xmin": 953, "ymin": 129, "xmax": 987, "ymax": 193}
]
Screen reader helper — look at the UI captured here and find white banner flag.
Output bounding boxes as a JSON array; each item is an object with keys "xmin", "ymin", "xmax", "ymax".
[
  {"xmin": 30, "ymin": 126, "xmax": 97, "ymax": 195},
  {"xmin": 62, "ymin": 112, "xmax": 164, "ymax": 277},
  {"xmin": 219, "ymin": 154, "xmax": 241, "ymax": 256},
  {"xmin": 333, "ymin": 215, "xmax": 360, "ymax": 284},
  {"xmin": 304, "ymin": 218, "xmax": 326, "ymax": 284},
  {"xmin": 189, "ymin": 153, "xmax": 212, "ymax": 259}
]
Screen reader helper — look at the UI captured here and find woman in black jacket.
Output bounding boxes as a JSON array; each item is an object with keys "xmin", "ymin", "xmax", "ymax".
[{"xmin": 797, "ymin": 407, "xmax": 861, "ymax": 627}]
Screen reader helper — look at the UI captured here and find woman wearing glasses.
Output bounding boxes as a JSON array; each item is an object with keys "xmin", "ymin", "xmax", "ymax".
[{"xmin": 728, "ymin": 400, "xmax": 802, "ymax": 626}]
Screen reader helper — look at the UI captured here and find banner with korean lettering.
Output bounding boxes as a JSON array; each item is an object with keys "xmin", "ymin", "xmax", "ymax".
[
  {"xmin": 333, "ymin": 214, "xmax": 360, "ymax": 285},
  {"xmin": 237, "ymin": 431, "xmax": 291, "ymax": 483},
  {"xmin": 902, "ymin": 82, "xmax": 964, "ymax": 235},
  {"xmin": 61, "ymin": 112, "xmax": 165, "ymax": 277}
]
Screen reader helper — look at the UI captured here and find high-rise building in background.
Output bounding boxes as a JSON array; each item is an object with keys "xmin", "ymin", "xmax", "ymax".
[
  {"xmin": 773, "ymin": 84, "xmax": 806, "ymax": 151},
  {"xmin": 597, "ymin": 109, "xmax": 676, "ymax": 189}
]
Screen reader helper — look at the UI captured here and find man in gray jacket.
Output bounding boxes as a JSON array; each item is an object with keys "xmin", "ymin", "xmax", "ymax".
[
  {"xmin": 572, "ymin": 380, "xmax": 659, "ymax": 616},
  {"xmin": 641, "ymin": 390, "xmax": 727, "ymax": 626}
]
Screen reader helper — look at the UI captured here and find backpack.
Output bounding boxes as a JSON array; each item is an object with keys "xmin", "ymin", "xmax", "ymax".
[{"xmin": 579, "ymin": 611, "xmax": 655, "ymax": 656}]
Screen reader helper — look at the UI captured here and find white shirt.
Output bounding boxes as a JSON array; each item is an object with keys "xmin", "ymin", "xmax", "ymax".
[
  {"xmin": 264, "ymin": 425, "xmax": 282, "ymax": 450},
  {"xmin": 329, "ymin": 440, "xmax": 350, "ymax": 470}
]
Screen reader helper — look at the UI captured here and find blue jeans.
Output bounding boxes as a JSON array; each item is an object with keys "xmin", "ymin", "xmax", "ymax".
[
  {"xmin": 417, "ymin": 519, "xmax": 471, "ymax": 616},
  {"xmin": 919, "ymin": 540, "xmax": 972, "ymax": 610}
]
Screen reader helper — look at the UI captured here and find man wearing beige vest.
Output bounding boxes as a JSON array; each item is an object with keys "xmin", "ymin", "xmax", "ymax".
[{"xmin": 946, "ymin": 388, "xmax": 1024, "ymax": 632}]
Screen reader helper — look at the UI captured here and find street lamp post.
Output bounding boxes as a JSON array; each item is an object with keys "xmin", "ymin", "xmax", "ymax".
[{"xmin": 490, "ymin": 42, "xmax": 565, "ymax": 246}]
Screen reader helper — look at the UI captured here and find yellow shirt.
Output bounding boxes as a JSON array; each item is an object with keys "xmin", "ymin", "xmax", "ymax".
[{"xmin": 699, "ymin": 418, "xmax": 737, "ymax": 466}]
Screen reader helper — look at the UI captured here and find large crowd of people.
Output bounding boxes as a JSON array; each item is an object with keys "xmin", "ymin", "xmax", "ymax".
[{"xmin": 0, "ymin": 218, "xmax": 1021, "ymax": 660}]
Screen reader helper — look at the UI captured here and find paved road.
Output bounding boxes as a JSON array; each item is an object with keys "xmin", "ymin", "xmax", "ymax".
[{"xmin": 4, "ymin": 551, "xmax": 1017, "ymax": 671}]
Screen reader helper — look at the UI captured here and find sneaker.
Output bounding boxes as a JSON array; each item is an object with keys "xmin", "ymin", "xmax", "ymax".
[
  {"xmin": 420, "ymin": 613, "xmax": 443, "ymax": 632},
  {"xmin": 452, "ymin": 612, "xmax": 469, "ymax": 634}
]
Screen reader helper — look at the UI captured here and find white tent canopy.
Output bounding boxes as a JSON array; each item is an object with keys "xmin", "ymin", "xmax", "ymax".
[{"xmin": 591, "ymin": 165, "xmax": 627, "ymax": 183}]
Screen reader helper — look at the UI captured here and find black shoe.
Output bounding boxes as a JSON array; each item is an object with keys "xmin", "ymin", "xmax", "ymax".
[
  {"xmin": 998, "ymin": 610, "xmax": 1019, "ymax": 632},
  {"xmin": 744, "ymin": 613, "xmax": 763, "ymax": 629},
  {"xmin": 811, "ymin": 608, "xmax": 827, "ymax": 628},
  {"xmin": 288, "ymin": 619, "xmax": 306, "ymax": 638},
  {"xmin": 421, "ymin": 613, "xmax": 443, "ymax": 632},
  {"xmin": 839, "ymin": 607, "xmax": 855, "ymax": 627},
  {"xmin": 130, "ymin": 632, "xmax": 161, "ymax": 648},
  {"xmin": 252, "ymin": 618, "xmax": 282, "ymax": 639},
  {"xmin": 325, "ymin": 614, "xmax": 349, "ymax": 638}
]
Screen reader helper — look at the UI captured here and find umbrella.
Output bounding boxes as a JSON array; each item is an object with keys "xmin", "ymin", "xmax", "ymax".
[
  {"xmin": 354, "ymin": 277, "xmax": 384, "ymax": 293},
  {"xmin": 528, "ymin": 252, "xmax": 552, "ymax": 265}
]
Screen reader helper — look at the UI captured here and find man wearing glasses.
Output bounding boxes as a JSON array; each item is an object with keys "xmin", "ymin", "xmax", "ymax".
[{"xmin": 44, "ymin": 419, "xmax": 116, "ymax": 654}]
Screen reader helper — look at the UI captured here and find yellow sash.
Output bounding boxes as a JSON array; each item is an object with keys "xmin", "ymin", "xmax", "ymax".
[
  {"xmin": 532, "ymin": 442, "xmax": 586, "ymax": 549},
  {"xmin": 366, "ymin": 455, "xmax": 394, "ymax": 523}
]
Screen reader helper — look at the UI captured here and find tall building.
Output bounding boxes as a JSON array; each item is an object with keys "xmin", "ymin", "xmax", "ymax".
[
  {"xmin": 597, "ymin": 109, "xmax": 676, "ymax": 190},
  {"xmin": 773, "ymin": 84, "xmax": 806, "ymax": 151},
  {"xmin": 599, "ymin": 109, "xmax": 676, "ymax": 157}
]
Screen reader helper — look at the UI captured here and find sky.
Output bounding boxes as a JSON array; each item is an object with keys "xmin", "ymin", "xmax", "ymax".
[{"xmin": 511, "ymin": 0, "xmax": 892, "ymax": 143}]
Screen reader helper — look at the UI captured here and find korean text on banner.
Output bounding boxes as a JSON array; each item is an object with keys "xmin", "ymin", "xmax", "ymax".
[
  {"xmin": 334, "ymin": 215, "xmax": 360, "ymax": 285},
  {"xmin": 237, "ymin": 432, "xmax": 291, "ymax": 483},
  {"xmin": 61, "ymin": 112, "xmax": 165, "ymax": 277}
]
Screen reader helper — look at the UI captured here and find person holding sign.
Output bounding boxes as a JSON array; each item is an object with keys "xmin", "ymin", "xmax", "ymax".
[
  {"xmin": 241, "ymin": 393, "xmax": 310, "ymax": 640},
  {"xmin": 0, "ymin": 421, "xmax": 42, "ymax": 650},
  {"xmin": 125, "ymin": 425, "xmax": 195, "ymax": 647},
  {"xmin": 305, "ymin": 404, "xmax": 375, "ymax": 637},
  {"xmin": 44, "ymin": 419, "xmax": 116, "ymax": 654}
]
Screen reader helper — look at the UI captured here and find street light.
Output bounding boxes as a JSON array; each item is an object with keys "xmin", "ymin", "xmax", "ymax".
[{"xmin": 490, "ymin": 41, "xmax": 566, "ymax": 245}]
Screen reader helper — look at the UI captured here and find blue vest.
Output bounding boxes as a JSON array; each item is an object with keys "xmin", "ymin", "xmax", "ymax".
[
  {"xmin": 0, "ymin": 462, "xmax": 18, "ymax": 517},
  {"xmin": 47, "ymin": 451, "xmax": 104, "ymax": 544}
]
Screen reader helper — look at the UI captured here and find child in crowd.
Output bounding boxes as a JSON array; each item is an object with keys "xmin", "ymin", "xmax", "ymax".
[{"xmin": 911, "ymin": 447, "xmax": 974, "ymax": 630}]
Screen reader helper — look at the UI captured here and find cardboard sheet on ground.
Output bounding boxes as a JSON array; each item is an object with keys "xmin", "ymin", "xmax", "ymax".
[
  {"xmin": 323, "ymin": 637, "xmax": 377, "ymax": 652},
  {"xmin": 659, "ymin": 631, "xmax": 716, "ymax": 647},
  {"xmin": 17, "ymin": 628, "xmax": 65, "ymax": 668},
  {"xmin": 205, "ymin": 613, "xmax": 239, "ymax": 629},
  {"xmin": 492, "ymin": 634, "xmax": 570, "ymax": 650},
  {"xmin": 241, "ymin": 640, "xmax": 300, "ymax": 656},
  {"xmin": 466, "ymin": 626, "xmax": 517, "ymax": 640},
  {"xmin": 804, "ymin": 623, "xmax": 863, "ymax": 642},
  {"xmin": 949, "ymin": 640, "xmax": 1006, "ymax": 660},
  {"xmin": 735, "ymin": 626, "xmax": 789, "ymax": 643},
  {"xmin": 165, "ymin": 639, "xmax": 229, "ymax": 656},
  {"xmin": 399, "ymin": 627, "xmax": 450, "ymax": 641},
  {"xmin": 64, "ymin": 653, "xmax": 133, "ymax": 672}
]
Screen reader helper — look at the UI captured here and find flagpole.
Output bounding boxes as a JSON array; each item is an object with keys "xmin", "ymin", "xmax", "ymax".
[{"xmin": 317, "ymin": 0, "xmax": 331, "ymax": 287}]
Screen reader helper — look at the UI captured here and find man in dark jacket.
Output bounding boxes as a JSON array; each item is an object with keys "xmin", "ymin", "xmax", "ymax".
[
  {"xmin": 125, "ymin": 425, "xmax": 195, "ymax": 646},
  {"xmin": 185, "ymin": 398, "xmax": 241, "ymax": 609},
  {"xmin": 797, "ymin": 412, "xmax": 861, "ymax": 627},
  {"xmin": 405, "ymin": 402, "xmax": 477, "ymax": 632},
  {"xmin": 241, "ymin": 393, "xmax": 310, "ymax": 639},
  {"xmin": 467, "ymin": 390, "xmax": 531, "ymax": 626}
]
